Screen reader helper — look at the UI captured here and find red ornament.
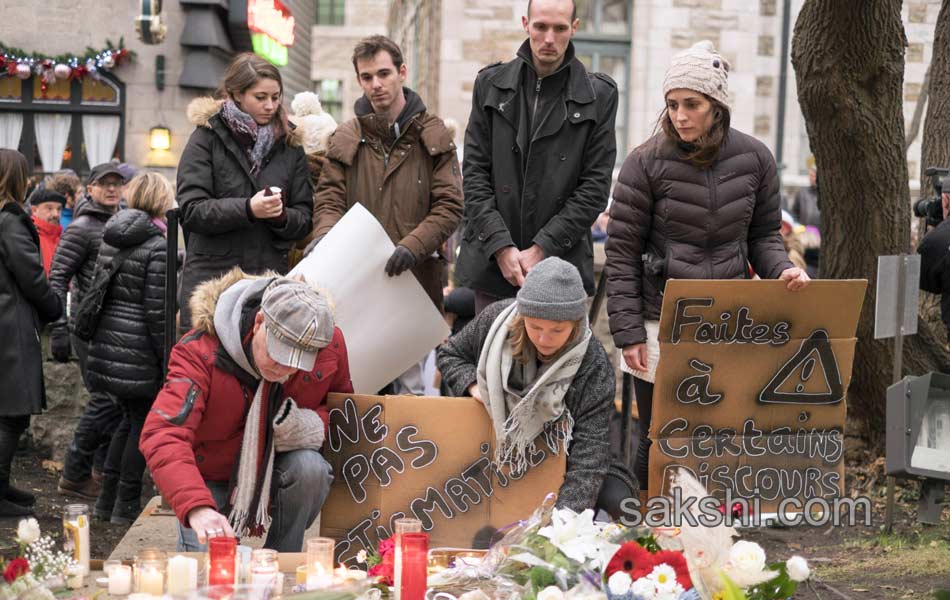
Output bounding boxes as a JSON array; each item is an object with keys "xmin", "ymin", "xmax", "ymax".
[{"xmin": 3, "ymin": 558, "xmax": 30, "ymax": 583}]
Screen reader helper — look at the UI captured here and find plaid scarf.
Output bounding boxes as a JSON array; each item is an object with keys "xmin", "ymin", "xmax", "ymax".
[{"xmin": 220, "ymin": 100, "xmax": 277, "ymax": 177}]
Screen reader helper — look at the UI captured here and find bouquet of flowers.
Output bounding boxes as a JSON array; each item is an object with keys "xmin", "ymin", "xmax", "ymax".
[{"xmin": 0, "ymin": 518, "xmax": 78, "ymax": 600}]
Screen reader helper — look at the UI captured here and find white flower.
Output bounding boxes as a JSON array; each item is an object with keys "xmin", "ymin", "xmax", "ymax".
[
  {"xmin": 356, "ymin": 549, "xmax": 367, "ymax": 564},
  {"xmin": 728, "ymin": 541, "xmax": 767, "ymax": 575},
  {"xmin": 647, "ymin": 564, "xmax": 679, "ymax": 594},
  {"xmin": 607, "ymin": 571, "xmax": 632, "ymax": 595},
  {"xmin": 631, "ymin": 577, "xmax": 657, "ymax": 599},
  {"xmin": 785, "ymin": 556, "xmax": 810, "ymax": 582},
  {"xmin": 537, "ymin": 508, "xmax": 606, "ymax": 564},
  {"xmin": 16, "ymin": 518, "xmax": 40, "ymax": 545},
  {"xmin": 537, "ymin": 585, "xmax": 566, "ymax": 600}
]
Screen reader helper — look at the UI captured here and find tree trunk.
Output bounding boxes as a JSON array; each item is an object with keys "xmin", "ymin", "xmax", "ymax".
[{"xmin": 791, "ymin": 1, "xmax": 950, "ymax": 450}]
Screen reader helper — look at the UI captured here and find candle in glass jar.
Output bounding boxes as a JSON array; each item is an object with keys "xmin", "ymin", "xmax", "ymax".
[
  {"xmin": 393, "ymin": 518, "xmax": 422, "ymax": 600},
  {"xmin": 305, "ymin": 563, "xmax": 333, "ymax": 590},
  {"xmin": 139, "ymin": 566, "xmax": 163, "ymax": 595},
  {"xmin": 208, "ymin": 537, "xmax": 237, "ymax": 586},
  {"xmin": 400, "ymin": 533, "xmax": 429, "ymax": 600},
  {"xmin": 66, "ymin": 564, "xmax": 84, "ymax": 589},
  {"xmin": 249, "ymin": 548, "xmax": 280, "ymax": 593},
  {"xmin": 108, "ymin": 565, "xmax": 133, "ymax": 595},
  {"xmin": 63, "ymin": 504, "xmax": 90, "ymax": 575},
  {"xmin": 166, "ymin": 555, "xmax": 198, "ymax": 594}
]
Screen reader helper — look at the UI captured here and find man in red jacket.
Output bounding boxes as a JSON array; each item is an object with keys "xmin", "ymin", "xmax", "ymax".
[
  {"xmin": 29, "ymin": 189, "xmax": 65, "ymax": 275},
  {"xmin": 140, "ymin": 270, "xmax": 353, "ymax": 552}
]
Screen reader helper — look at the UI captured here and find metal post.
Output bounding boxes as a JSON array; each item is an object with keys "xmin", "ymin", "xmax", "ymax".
[
  {"xmin": 588, "ymin": 270, "xmax": 608, "ymax": 326},
  {"xmin": 884, "ymin": 257, "xmax": 907, "ymax": 532},
  {"xmin": 621, "ymin": 373, "xmax": 633, "ymax": 464},
  {"xmin": 774, "ymin": 0, "xmax": 793, "ymax": 174},
  {"xmin": 163, "ymin": 208, "xmax": 179, "ymax": 377}
]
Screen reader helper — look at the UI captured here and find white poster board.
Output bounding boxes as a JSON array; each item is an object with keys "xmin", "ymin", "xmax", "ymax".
[{"xmin": 290, "ymin": 204, "xmax": 450, "ymax": 393}]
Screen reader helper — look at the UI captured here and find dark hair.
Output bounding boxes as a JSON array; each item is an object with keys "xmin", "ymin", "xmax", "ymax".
[
  {"xmin": 218, "ymin": 52, "xmax": 289, "ymax": 138},
  {"xmin": 46, "ymin": 170, "xmax": 82, "ymax": 200},
  {"xmin": 527, "ymin": 0, "xmax": 578, "ymax": 22},
  {"xmin": 0, "ymin": 149, "xmax": 29, "ymax": 208},
  {"xmin": 352, "ymin": 35, "xmax": 404, "ymax": 73},
  {"xmin": 656, "ymin": 93, "xmax": 731, "ymax": 169}
]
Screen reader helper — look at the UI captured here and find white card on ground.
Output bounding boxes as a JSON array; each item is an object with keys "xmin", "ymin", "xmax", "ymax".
[{"xmin": 290, "ymin": 203, "xmax": 450, "ymax": 393}]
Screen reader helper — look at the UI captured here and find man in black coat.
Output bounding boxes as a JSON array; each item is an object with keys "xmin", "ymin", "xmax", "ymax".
[
  {"xmin": 49, "ymin": 163, "xmax": 125, "ymax": 501},
  {"xmin": 454, "ymin": 0, "xmax": 618, "ymax": 313}
]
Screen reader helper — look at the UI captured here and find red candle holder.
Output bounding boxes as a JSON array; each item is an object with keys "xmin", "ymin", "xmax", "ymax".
[
  {"xmin": 400, "ymin": 532, "xmax": 429, "ymax": 600},
  {"xmin": 208, "ymin": 537, "xmax": 237, "ymax": 586}
]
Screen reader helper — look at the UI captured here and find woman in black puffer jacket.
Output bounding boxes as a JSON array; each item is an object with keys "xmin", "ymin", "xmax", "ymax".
[
  {"xmin": 86, "ymin": 172, "xmax": 170, "ymax": 524},
  {"xmin": 605, "ymin": 42, "xmax": 811, "ymax": 492}
]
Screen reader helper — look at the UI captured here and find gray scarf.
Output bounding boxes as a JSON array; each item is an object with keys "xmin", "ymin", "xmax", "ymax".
[
  {"xmin": 475, "ymin": 302, "xmax": 591, "ymax": 474},
  {"xmin": 220, "ymin": 100, "xmax": 278, "ymax": 177}
]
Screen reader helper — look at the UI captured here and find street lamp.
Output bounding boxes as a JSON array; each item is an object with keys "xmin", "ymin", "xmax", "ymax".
[{"xmin": 149, "ymin": 126, "xmax": 171, "ymax": 151}]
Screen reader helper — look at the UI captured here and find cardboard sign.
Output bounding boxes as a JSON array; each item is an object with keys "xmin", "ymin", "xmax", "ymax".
[
  {"xmin": 320, "ymin": 394, "xmax": 567, "ymax": 562},
  {"xmin": 649, "ymin": 280, "xmax": 867, "ymax": 511}
]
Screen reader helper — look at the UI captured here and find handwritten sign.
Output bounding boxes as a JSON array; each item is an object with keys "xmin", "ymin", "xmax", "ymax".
[
  {"xmin": 649, "ymin": 280, "xmax": 867, "ymax": 511},
  {"xmin": 320, "ymin": 394, "xmax": 566, "ymax": 562}
]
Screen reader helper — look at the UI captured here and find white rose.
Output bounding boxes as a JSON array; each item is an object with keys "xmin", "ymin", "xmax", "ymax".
[
  {"xmin": 607, "ymin": 571, "xmax": 632, "ymax": 595},
  {"xmin": 785, "ymin": 556, "xmax": 810, "ymax": 582},
  {"xmin": 537, "ymin": 586, "xmax": 566, "ymax": 600},
  {"xmin": 631, "ymin": 577, "xmax": 657, "ymax": 599},
  {"xmin": 16, "ymin": 518, "xmax": 40, "ymax": 545},
  {"xmin": 728, "ymin": 540, "xmax": 767, "ymax": 575}
]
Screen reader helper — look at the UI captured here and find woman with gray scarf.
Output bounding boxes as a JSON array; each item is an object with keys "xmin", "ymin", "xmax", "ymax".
[
  {"xmin": 175, "ymin": 53, "xmax": 313, "ymax": 336},
  {"xmin": 437, "ymin": 258, "xmax": 615, "ymax": 512}
]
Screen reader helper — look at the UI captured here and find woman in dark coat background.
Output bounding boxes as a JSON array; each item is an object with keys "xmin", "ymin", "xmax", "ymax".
[
  {"xmin": 86, "ymin": 172, "xmax": 171, "ymax": 524},
  {"xmin": 176, "ymin": 52, "xmax": 313, "ymax": 336},
  {"xmin": 0, "ymin": 149, "xmax": 62, "ymax": 516},
  {"xmin": 604, "ymin": 41, "xmax": 810, "ymax": 492}
]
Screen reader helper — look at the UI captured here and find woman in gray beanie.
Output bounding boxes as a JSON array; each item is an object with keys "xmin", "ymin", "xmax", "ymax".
[
  {"xmin": 604, "ymin": 41, "xmax": 810, "ymax": 491},
  {"xmin": 437, "ymin": 257, "xmax": 615, "ymax": 512}
]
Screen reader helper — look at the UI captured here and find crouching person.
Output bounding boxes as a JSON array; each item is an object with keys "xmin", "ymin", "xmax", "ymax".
[
  {"xmin": 140, "ymin": 270, "xmax": 353, "ymax": 551},
  {"xmin": 436, "ymin": 257, "xmax": 615, "ymax": 512}
]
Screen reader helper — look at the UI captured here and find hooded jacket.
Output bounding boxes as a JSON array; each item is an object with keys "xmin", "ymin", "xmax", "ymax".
[
  {"xmin": 312, "ymin": 88, "xmax": 463, "ymax": 309},
  {"xmin": 0, "ymin": 202, "xmax": 62, "ymax": 415},
  {"xmin": 49, "ymin": 198, "xmax": 117, "ymax": 341},
  {"xmin": 454, "ymin": 41, "xmax": 618, "ymax": 298},
  {"xmin": 85, "ymin": 209, "xmax": 167, "ymax": 400},
  {"xmin": 176, "ymin": 98, "xmax": 313, "ymax": 334},
  {"xmin": 139, "ymin": 269, "xmax": 353, "ymax": 525}
]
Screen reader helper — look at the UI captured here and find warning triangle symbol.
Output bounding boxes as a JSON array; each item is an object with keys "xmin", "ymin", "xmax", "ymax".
[{"xmin": 759, "ymin": 329, "xmax": 844, "ymax": 405}]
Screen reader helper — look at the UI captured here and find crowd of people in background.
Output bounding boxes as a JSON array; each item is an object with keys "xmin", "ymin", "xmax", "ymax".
[{"xmin": 0, "ymin": 0, "xmax": 818, "ymax": 550}]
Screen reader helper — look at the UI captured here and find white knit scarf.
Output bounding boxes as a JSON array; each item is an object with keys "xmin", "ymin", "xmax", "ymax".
[
  {"xmin": 227, "ymin": 382, "xmax": 275, "ymax": 538},
  {"xmin": 476, "ymin": 302, "xmax": 591, "ymax": 474}
]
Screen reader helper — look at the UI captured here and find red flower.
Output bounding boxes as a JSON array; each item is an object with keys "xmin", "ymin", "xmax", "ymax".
[
  {"xmin": 368, "ymin": 549, "xmax": 395, "ymax": 586},
  {"xmin": 3, "ymin": 558, "xmax": 30, "ymax": 583},
  {"xmin": 378, "ymin": 536, "xmax": 395, "ymax": 557},
  {"xmin": 605, "ymin": 542, "xmax": 656, "ymax": 580},
  {"xmin": 652, "ymin": 550, "xmax": 693, "ymax": 590}
]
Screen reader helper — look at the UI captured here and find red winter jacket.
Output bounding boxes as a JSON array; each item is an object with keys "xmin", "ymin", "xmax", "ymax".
[{"xmin": 139, "ymin": 325, "xmax": 353, "ymax": 526}]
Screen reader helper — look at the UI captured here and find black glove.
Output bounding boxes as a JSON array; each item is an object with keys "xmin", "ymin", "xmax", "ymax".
[
  {"xmin": 303, "ymin": 234, "xmax": 325, "ymax": 257},
  {"xmin": 385, "ymin": 245, "xmax": 416, "ymax": 277},
  {"xmin": 50, "ymin": 332, "xmax": 71, "ymax": 362}
]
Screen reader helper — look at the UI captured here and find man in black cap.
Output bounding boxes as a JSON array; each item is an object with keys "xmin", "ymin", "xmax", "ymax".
[{"xmin": 49, "ymin": 162, "xmax": 126, "ymax": 501}]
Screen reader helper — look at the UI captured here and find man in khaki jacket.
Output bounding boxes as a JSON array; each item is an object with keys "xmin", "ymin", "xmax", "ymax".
[{"xmin": 312, "ymin": 35, "xmax": 463, "ymax": 316}]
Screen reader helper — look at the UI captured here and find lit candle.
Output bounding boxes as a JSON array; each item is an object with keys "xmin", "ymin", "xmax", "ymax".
[
  {"xmin": 393, "ymin": 518, "xmax": 422, "ymax": 600},
  {"xmin": 400, "ymin": 533, "xmax": 429, "ymax": 600},
  {"xmin": 166, "ymin": 555, "xmax": 198, "ymax": 594},
  {"xmin": 108, "ymin": 565, "xmax": 133, "ymax": 595},
  {"xmin": 305, "ymin": 563, "xmax": 333, "ymax": 590},
  {"xmin": 139, "ymin": 566, "xmax": 163, "ymax": 596},
  {"xmin": 208, "ymin": 537, "xmax": 237, "ymax": 586},
  {"xmin": 66, "ymin": 564, "xmax": 84, "ymax": 589}
]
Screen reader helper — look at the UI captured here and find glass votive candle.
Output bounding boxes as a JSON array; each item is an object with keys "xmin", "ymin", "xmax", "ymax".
[
  {"xmin": 296, "ymin": 564, "xmax": 308, "ymax": 586},
  {"xmin": 166, "ymin": 554, "xmax": 199, "ymax": 595},
  {"xmin": 108, "ymin": 565, "xmax": 133, "ymax": 596},
  {"xmin": 393, "ymin": 518, "xmax": 422, "ymax": 600},
  {"xmin": 66, "ymin": 564, "xmax": 84, "ymax": 589},
  {"xmin": 133, "ymin": 549, "xmax": 166, "ymax": 596},
  {"xmin": 306, "ymin": 537, "xmax": 335, "ymax": 576},
  {"xmin": 249, "ymin": 548, "xmax": 280, "ymax": 593},
  {"xmin": 400, "ymin": 533, "xmax": 429, "ymax": 600},
  {"xmin": 103, "ymin": 559, "xmax": 123, "ymax": 576},
  {"xmin": 236, "ymin": 544, "xmax": 252, "ymax": 584},
  {"xmin": 207, "ymin": 537, "xmax": 237, "ymax": 586}
]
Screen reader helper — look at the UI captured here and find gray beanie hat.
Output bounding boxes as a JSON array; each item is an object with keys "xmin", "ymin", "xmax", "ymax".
[
  {"xmin": 516, "ymin": 257, "xmax": 587, "ymax": 321},
  {"xmin": 662, "ymin": 40, "xmax": 730, "ymax": 108}
]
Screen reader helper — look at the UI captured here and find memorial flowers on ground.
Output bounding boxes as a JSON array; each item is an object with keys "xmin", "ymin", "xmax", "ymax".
[{"xmin": 0, "ymin": 518, "xmax": 78, "ymax": 600}]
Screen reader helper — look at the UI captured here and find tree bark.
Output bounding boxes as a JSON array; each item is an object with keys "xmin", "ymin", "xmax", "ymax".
[{"xmin": 791, "ymin": 0, "xmax": 950, "ymax": 450}]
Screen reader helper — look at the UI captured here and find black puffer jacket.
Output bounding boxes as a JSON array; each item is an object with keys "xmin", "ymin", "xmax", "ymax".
[
  {"xmin": 176, "ymin": 98, "xmax": 313, "ymax": 334},
  {"xmin": 605, "ymin": 129, "xmax": 793, "ymax": 348},
  {"xmin": 0, "ymin": 202, "xmax": 62, "ymax": 415},
  {"xmin": 49, "ymin": 198, "xmax": 116, "ymax": 340},
  {"xmin": 86, "ymin": 209, "xmax": 166, "ymax": 400}
]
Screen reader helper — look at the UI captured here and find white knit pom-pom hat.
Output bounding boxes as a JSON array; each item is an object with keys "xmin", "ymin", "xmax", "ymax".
[{"xmin": 662, "ymin": 40, "xmax": 731, "ymax": 108}]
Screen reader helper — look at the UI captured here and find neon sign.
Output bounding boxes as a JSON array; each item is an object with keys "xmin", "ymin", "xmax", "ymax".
[
  {"xmin": 247, "ymin": 0, "xmax": 295, "ymax": 47},
  {"xmin": 251, "ymin": 33, "xmax": 289, "ymax": 66}
]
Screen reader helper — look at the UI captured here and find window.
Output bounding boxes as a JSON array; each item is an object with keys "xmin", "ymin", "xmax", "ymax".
[
  {"xmin": 316, "ymin": 0, "xmax": 344, "ymax": 25},
  {"xmin": 316, "ymin": 80, "xmax": 343, "ymax": 122},
  {"xmin": 575, "ymin": 0, "xmax": 632, "ymax": 163},
  {"xmin": 0, "ymin": 73, "xmax": 124, "ymax": 176}
]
